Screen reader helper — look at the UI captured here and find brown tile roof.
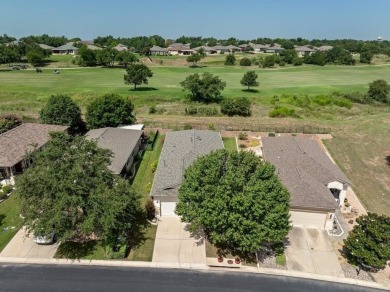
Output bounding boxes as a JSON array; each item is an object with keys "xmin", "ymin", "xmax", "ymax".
[
  {"xmin": 85, "ymin": 128, "xmax": 143, "ymax": 174},
  {"xmin": 261, "ymin": 137, "xmax": 350, "ymax": 211},
  {"xmin": 0, "ymin": 123, "xmax": 68, "ymax": 168}
]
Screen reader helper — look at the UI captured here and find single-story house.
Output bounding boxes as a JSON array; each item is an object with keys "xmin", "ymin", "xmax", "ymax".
[
  {"xmin": 51, "ymin": 44, "xmax": 78, "ymax": 55},
  {"xmin": 318, "ymin": 45, "xmax": 333, "ymax": 52},
  {"xmin": 38, "ymin": 44, "xmax": 54, "ymax": 50},
  {"xmin": 295, "ymin": 46, "xmax": 316, "ymax": 57},
  {"xmin": 251, "ymin": 43, "xmax": 269, "ymax": 53},
  {"xmin": 0, "ymin": 123, "xmax": 68, "ymax": 186},
  {"xmin": 264, "ymin": 43, "xmax": 285, "ymax": 53},
  {"xmin": 85, "ymin": 127, "xmax": 143, "ymax": 176},
  {"xmin": 167, "ymin": 44, "xmax": 194, "ymax": 55},
  {"xmin": 261, "ymin": 136, "xmax": 351, "ymax": 230},
  {"xmin": 113, "ymin": 44, "xmax": 128, "ymax": 52},
  {"xmin": 150, "ymin": 45, "xmax": 169, "ymax": 55},
  {"xmin": 193, "ymin": 46, "xmax": 217, "ymax": 55},
  {"xmin": 151, "ymin": 130, "xmax": 224, "ymax": 216}
]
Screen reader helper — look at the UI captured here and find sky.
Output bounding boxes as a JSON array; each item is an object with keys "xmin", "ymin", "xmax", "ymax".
[{"xmin": 0, "ymin": 0, "xmax": 388, "ymax": 41}]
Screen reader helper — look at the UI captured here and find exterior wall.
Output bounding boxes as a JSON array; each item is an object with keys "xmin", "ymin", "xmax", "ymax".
[
  {"xmin": 168, "ymin": 51, "xmax": 179, "ymax": 55},
  {"xmin": 123, "ymin": 137, "xmax": 142, "ymax": 174},
  {"xmin": 325, "ymin": 212, "xmax": 335, "ymax": 230},
  {"xmin": 327, "ymin": 180, "xmax": 347, "ymax": 207}
]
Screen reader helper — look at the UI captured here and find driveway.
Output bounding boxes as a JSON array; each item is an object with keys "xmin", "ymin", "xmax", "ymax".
[
  {"xmin": 0, "ymin": 227, "xmax": 59, "ymax": 258},
  {"xmin": 285, "ymin": 227, "xmax": 344, "ymax": 277},
  {"xmin": 152, "ymin": 217, "xmax": 206, "ymax": 266}
]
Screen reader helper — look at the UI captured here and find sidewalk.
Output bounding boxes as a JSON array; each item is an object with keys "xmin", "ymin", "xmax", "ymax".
[{"xmin": 0, "ymin": 257, "xmax": 387, "ymax": 290}]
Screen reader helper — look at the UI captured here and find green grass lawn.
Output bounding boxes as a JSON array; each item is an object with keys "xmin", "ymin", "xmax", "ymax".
[
  {"xmin": 0, "ymin": 194, "xmax": 23, "ymax": 252},
  {"xmin": 222, "ymin": 137, "xmax": 237, "ymax": 152},
  {"xmin": 127, "ymin": 224, "xmax": 157, "ymax": 261},
  {"xmin": 130, "ymin": 134, "xmax": 165, "ymax": 203}
]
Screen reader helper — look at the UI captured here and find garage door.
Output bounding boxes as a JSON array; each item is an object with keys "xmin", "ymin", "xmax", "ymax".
[
  {"xmin": 160, "ymin": 202, "xmax": 177, "ymax": 217},
  {"xmin": 290, "ymin": 211, "xmax": 326, "ymax": 229}
]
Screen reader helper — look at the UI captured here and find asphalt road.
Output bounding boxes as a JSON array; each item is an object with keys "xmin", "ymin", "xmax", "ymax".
[{"xmin": 0, "ymin": 264, "xmax": 384, "ymax": 292}]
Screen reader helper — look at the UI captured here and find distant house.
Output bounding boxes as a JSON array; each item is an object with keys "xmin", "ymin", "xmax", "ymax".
[
  {"xmin": 167, "ymin": 43, "xmax": 194, "ymax": 55},
  {"xmin": 318, "ymin": 45, "xmax": 333, "ymax": 52},
  {"xmin": 113, "ymin": 44, "xmax": 128, "ymax": 52},
  {"xmin": 264, "ymin": 43, "xmax": 284, "ymax": 53},
  {"xmin": 51, "ymin": 44, "xmax": 78, "ymax": 55},
  {"xmin": 151, "ymin": 130, "xmax": 224, "ymax": 216},
  {"xmin": 150, "ymin": 45, "xmax": 169, "ymax": 55},
  {"xmin": 0, "ymin": 123, "xmax": 68, "ymax": 186},
  {"xmin": 38, "ymin": 44, "xmax": 54, "ymax": 50},
  {"xmin": 251, "ymin": 43, "xmax": 269, "ymax": 53},
  {"xmin": 261, "ymin": 136, "xmax": 351, "ymax": 230},
  {"xmin": 192, "ymin": 46, "xmax": 217, "ymax": 55},
  {"xmin": 295, "ymin": 46, "xmax": 316, "ymax": 57},
  {"xmin": 85, "ymin": 127, "xmax": 143, "ymax": 176}
]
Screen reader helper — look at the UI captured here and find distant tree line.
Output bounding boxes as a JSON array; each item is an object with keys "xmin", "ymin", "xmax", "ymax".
[{"xmin": 0, "ymin": 42, "xmax": 51, "ymax": 66}]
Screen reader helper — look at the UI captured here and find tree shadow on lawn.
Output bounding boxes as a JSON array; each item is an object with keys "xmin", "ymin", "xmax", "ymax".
[
  {"xmin": 242, "ymin": 89, "xmax": 259, "ymax": 93},
  {"xmin": 0, "ymin": 214, "xmax": 5, "ymax": 226},
  {"xmin": 55, "ymin": 240, "xmax": 99, "ymax": 260},
  {"xmin": 385, "ymin": 156, "xmax": 390, "ymax": 166},
  {"xmin": 129, "ymin": 87, "xmax": 158, "ymax": 92}
]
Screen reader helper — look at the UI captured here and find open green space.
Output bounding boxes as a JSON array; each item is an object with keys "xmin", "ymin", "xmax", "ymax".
[
  {"xmin": 222, "ymin": 137, "xmax": 237, "ymax": 152},
  {"xmin": 0, "ymin": 194, "xmax": 23, "ymax": 252}
]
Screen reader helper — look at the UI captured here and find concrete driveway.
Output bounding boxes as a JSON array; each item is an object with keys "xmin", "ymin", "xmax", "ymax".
[
  {"xmin": 285, "ymin": 227, "xmax": 344, "ymax": 277},
  {"xmin": 0, "ymin": 227, "xmax": 59, "ymax": 258},
  {"xmin": 152, "ymin": 217, "xmax": 206, "ymax": 266}
]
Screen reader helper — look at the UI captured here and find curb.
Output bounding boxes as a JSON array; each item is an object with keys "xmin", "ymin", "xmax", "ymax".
[{"xmin": 0, "ymin": 257, "xmax": 387, "ymax": 290}]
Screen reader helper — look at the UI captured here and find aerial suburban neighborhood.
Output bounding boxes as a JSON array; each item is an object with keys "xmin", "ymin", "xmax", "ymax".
[{"xmin": 0, "ymin": 1, "xmax": 389, "ymax": 291}]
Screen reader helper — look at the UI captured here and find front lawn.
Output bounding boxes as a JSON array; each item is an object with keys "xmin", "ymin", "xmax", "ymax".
[
  {"xmin": 0, "ymin": 194, "xmax": 23, "ymax": 252},
  {"xmin": 127, "ymin": 224, "xmax": 157, "ymax": 261}
]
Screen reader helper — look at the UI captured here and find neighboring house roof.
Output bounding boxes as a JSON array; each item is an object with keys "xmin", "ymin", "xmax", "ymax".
[
  {"xmin": 318, "ymin": 45, "xmax": 333, "ymax": 52},
  {"xmin": 193, "ymin": 46, "xmax": 216, "ymax": 52},
  {"xmin": 168, "ymin": 43, "xmax": 187, "ymax": 48},
  {"xmin": 38, "ymin": 44, "xmax": 54, "ymax": 50},
  {"xmin": 85, "ymin": 128, "xmax": 143, "ymax": 174},
  {"xmin": 167, "ymin": 46, "xmax": 192, "ymax": 52},
  {"xmin": 295, "ymin": 46, "xmax": 316, "ymax": 52},
  {"xmin": 261, "ymin": 137, "xmax": 351, "ymax": 211},
  {"xmin": 113, "ymin": 44, "xmax": 128, "ymax": 51},
  {"xmin": 86, "ymin": 44, "xmax": 102, "ymax": 50},
  {"xmin": 150, "ymin": 45, "xmax": 168, "ymax": 52},
  {"xmin": 0, "ymin": 123, "xmax": 68, "ymax": 168},
  {"xmin": 52, "ymin": 44, "xmax": 78, "ymax": 51},
  {"xmin": 151, "ymin": 130, "xmax": 224, "ymax": 198},
  {"xmin": 226, "ymin": 45, "xmax": 240, "ymax": 50}
]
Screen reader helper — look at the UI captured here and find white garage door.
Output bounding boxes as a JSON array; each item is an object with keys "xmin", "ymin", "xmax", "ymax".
[
  {"xmin": 160, "ymin": 202, "xmax": 177, "ymax": 217},
  {"xmin": 290, "ymin": 211, "xmax": 326, "ymax": 229}
]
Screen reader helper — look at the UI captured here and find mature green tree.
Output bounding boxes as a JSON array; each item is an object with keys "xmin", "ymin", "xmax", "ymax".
[
  {"xmin": 262, "ymin": 55, "xmax": 276, "ymax": 68},
  {"xmin": 367, "ymin": 79, "xmax": 390, "ymax": 103},
  {"xmin": 176, "ymin": 150, "xmax": 291, "ymax": 255},
  {"xmin": 116, "ymin": 51, "xmax": 138, "ymax": 68},
  {"xmin": 76, "ymin": 45, "xmax": 97, "ymax": 66},
  {"xmin": 16, "ymin": 132, "xmax": 143, "ymax": 244},
  {"xmin": 240, "ymin": 71, "xmax": 259, "ymax": 90},
  {"xmin": 0, "ymin": 45, "xmax": 20, "ymax": 65},
  {"xmin": 220, "ymin": 97, "xmax": 251, "ymax": 117},
  {"xmin": 180, "ymin": 72, "xmax": 226, "ymax": 102},
  {"xmin": 40, "ymin": 94, "xmax": 84, "ymax": 133},
  {"xmin": 124, "ymin": 63, "xmax": 153, "ymax": 90},
  {"xmin": 96, "ymin": 48, "xmax": 117, "ymax": 67},
  {"xmin": 279, "ymin": 49, "xmax": 298, "ymax": 64},
  {"xmin": 344, "ymin": 213, "xmax": 390, "ymax": 271},
  {"xmin": 26, "ymin": 46, "xmax": 47, "ymax": 66},
  {"xmin": 186, "ymin": 53, "xmax": 202, "ymax": 67},
  {"xmin": 360, "ymin": 51, "xmax": 373, "ymax": 64},
  {"xmin": 303, "ymin": 51, "xmax": 326, "ymax": 66},
  {"xmin": 86, "ymin": 93, "xmax": 135, "ymax": 129},
  {"xmin": 224, "ymin": 53, "xmax": 236, "ymax": 65}
]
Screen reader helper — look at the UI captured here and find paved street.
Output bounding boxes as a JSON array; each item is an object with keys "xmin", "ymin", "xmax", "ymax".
[
  {"xmin": 0, "ymin": 264, "xmax": 383, "ymax": 292},
  {"xmin": 0, "ymin": 227, "xmax": 58, "ymax": 258},
  {"xmin": 152, "ymin": 217, "xmax": 206, "ymax": 266},
  {"xmin": 285, "ymin": 227, "xmax": 344, "ymax": 277}
]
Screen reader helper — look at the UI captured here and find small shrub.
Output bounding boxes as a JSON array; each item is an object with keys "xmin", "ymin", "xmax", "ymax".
[
  {"xmin": 268, "ymin": 106, "xmax": 297, "ymax": 118},
  {"xmin": 268, "ymin": 132, "xmax": 276, "ymax": 137},
  {"xmin": 150, "ymin": 161, "xmax": 158, "ymax": 173},
  {"xmin": 238, "ymin": 144, "xmax": 247, "ymax": 149},
  {"xmin": 183, "ymin": 123, "xmax": 192, "ymax": 130},
  {"xmin": 221, "ymin": 97, "xmax": 251, "ymax": 117},
  {"xmin": 292, "ymin": 58, "xmax": 303, "ymax": 66},
  {"xmin": 145, "ymin": 181, "xmax": 152, "ymax": 192},
  {"xmin": 208, "ymin": 123, "xmax": 216, "ymax": 131},
  {"xmin": 149, "ymin": 105, "xmax": 157, "ymax": 114},
  {"xmin": 279, "ymin": 60, "xmax": 286, "ymax": 67},
  {"xmin": 239, "ymin": 57, "xmax": 252, "ymax": 66},
  {"xmin": 334, "ymin": 98, "xmax": 353, "ymax": 109},
  {"xmin": 238, "ymin": 132, "xmax": 248, "ymax": 140},
  {"xmin": 2, "ymin": 185, "xmax": 12, "ymax": 194},
  {"xmin": 145, "ymin": 198, "xmax": 156, "ymax": 221},
  {"xmin": 342, "ymin": 92, "xmax": 366, "ymax": 104}
]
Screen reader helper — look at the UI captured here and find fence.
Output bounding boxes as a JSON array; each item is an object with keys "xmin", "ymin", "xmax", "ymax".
[{"xmin": 143, "ymin": 121, "xmax": 331, "ymax": 135}]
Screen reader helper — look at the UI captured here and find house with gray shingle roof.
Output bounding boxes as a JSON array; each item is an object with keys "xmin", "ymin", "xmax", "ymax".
[
  {"xmin": 261, "ymin": 136, "xmax": 351, "ymax": 230},
  {"xmin": 0, "ymin": 123, "xmax": 68, "ymax": 186},
  {"xmin": 85, "ymin": 127, "xmax": 143, "ymax": 176},
  {"xmin": 151, "ymin": 130, "xmax": 224, "ymax": 216},
  {"xmin": 51, "ymin": 44, "xmax": 78, "ymax": 55},
  {"xmin": 150, "ymin": 45, "xmax": 169, "ymax": 55},
  {"xmin": 295, "ymin": 46, "xmax": 316, "ymax": 57}
]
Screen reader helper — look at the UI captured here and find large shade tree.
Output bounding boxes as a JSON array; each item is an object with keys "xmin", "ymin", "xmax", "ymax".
[
  {"xmin": 16, "ymin": 132, "xmax": 143, "ymax": 245},
  {"xmin": 176, "ymin": 150, "xmax": 291, "ymax": 255},
  {"xmin": 86, "ymin": 93, "xmax": 135, "ymax": 129},
  {"xmin": 180, "ymin": 72, "xmax": 226, "ymax": 103},
  {"xmin": 40, "ymin": 94, "xmax": 85, "ymax": 133},
  {"xmin": 124, "ymin": 63, "xmax": 153, "ymax": 90}
]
